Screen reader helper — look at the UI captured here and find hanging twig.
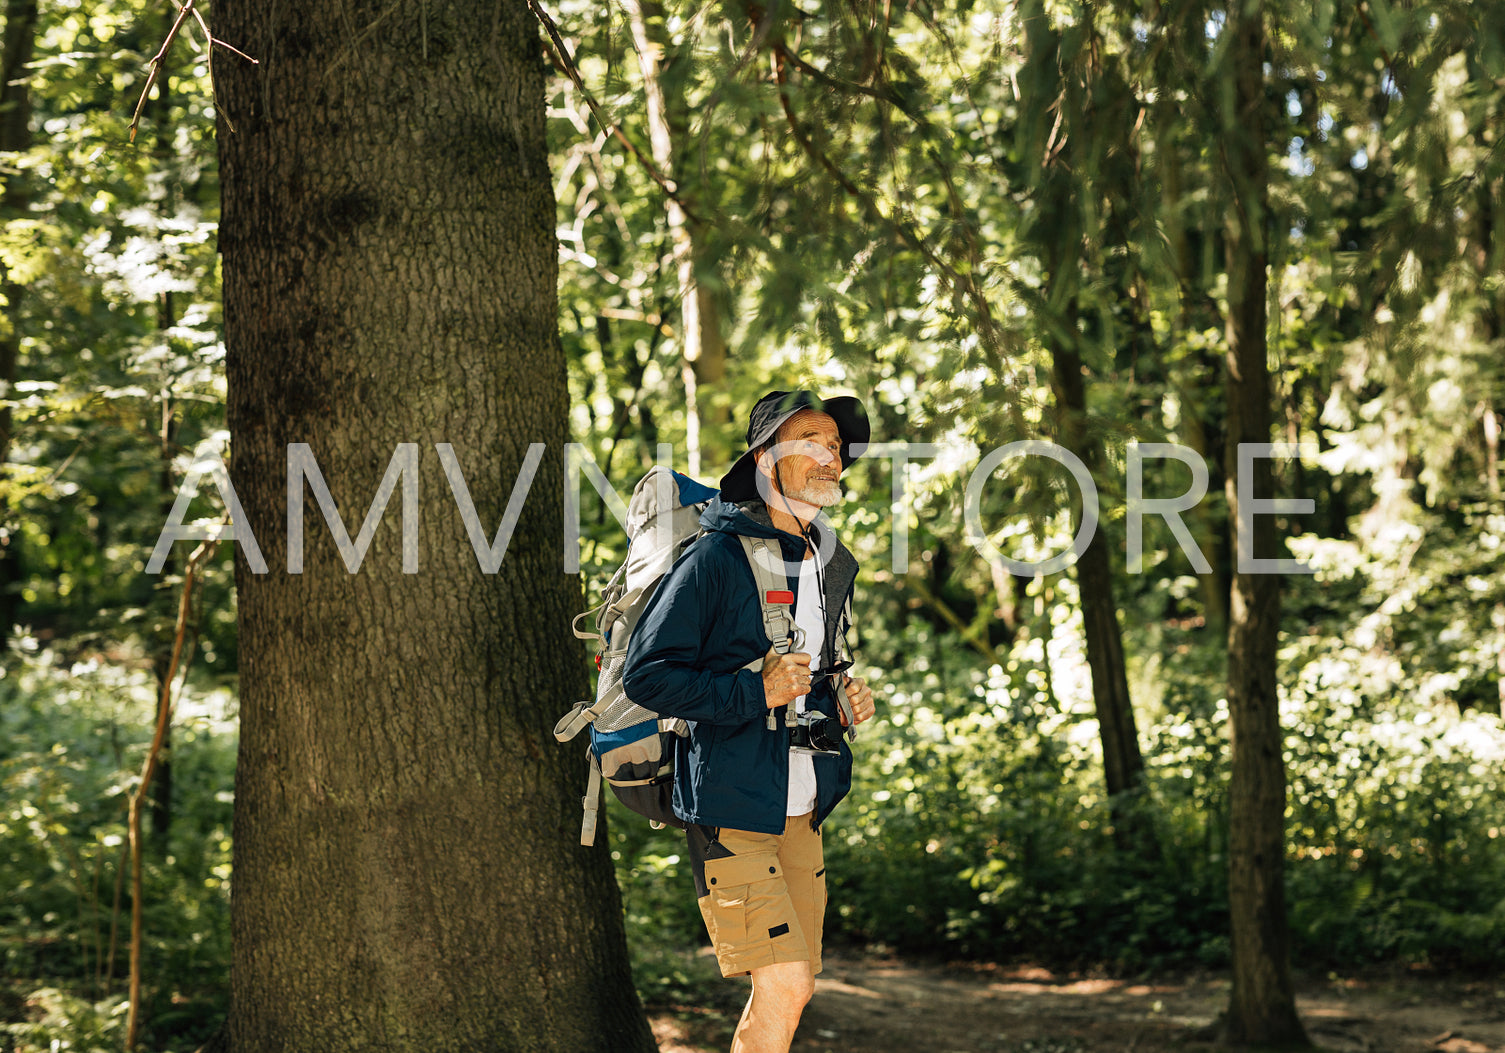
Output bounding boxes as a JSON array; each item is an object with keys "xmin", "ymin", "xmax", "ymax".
[
  {"xmin": 129, "ymin": 0, "xmax": 194, "ymax": 142},
  {"xmin": 130, "ymin": 0, "xmax": 258, "ymax": 143},
  {"xmin": 124, "ymin": 530, "xmax": 223, "ymax": 1051}
]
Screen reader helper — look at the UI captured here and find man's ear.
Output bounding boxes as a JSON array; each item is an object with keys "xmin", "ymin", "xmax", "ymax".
[{"xmin": 753, "ymin": 444, "xmax": 774, "ymax": 481}]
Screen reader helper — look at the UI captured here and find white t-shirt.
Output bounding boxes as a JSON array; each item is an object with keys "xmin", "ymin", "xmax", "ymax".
[{"xmin": 786, "ymin": 553, "xmax": 824, "ymax": 816}]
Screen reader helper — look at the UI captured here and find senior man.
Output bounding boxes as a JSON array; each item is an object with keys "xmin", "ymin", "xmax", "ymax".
[{"xmin": 622, "ymin": 390, "xmax": 877, "ymax": 1053}]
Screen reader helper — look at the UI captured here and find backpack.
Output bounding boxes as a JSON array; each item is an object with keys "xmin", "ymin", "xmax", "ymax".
[
  {"xmin": 553, "ymin": 466, "xmax": 717, "ymax": 846},
  {"xmin": 554, "ymin": 466, "xmax": 856, "ymax": 846}
]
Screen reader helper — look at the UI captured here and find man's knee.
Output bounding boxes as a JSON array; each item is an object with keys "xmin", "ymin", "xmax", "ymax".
[
  {"xmin": 752, "ymin": 961, "xmax": 815, "ymax": 1010},
  {"xmin": 791, "ymin": 972, "xmax": 814, "ymax": 1009}
]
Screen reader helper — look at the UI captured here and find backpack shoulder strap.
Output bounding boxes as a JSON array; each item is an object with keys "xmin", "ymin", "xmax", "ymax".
[
  {"xmin": 737, "ymin": 534, "xmax": 805, "ymax": 731},
  {"xmin": 737, "ymin": 535, "xmax": 801, "ymax": 656}
]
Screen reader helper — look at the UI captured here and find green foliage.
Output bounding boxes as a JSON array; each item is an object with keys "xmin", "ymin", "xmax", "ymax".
[
  {"xmin": 0, "ymin": 641, "xmax": 234, "ymax": 1052},
  {"xmin": 3, "ymin": 0, "xmax": 234, "ymax": 664},
  {"xmin": 614, "ymin": 603, "xmax": 1505, "ymax": 974},
  {"xmin": 2, "ymin": 988, "xmax": 128, "ymax": 1053},
  {"xmin": 6, "ymin": 0, "xmax": 1505, "ymax": 1043}
]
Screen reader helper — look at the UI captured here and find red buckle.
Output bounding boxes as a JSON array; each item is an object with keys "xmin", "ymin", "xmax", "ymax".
[
  {"xmin": 594, "ymin": 654, "xmax": 602, "ymax": 669},
  {"xmin": 766, "ymin": 589, "xmax": 794, "ymax": 605}
]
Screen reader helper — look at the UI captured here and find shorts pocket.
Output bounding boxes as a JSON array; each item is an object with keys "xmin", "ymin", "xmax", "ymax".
[
  {"xmin": 701, "ymin": 853, "xmax": 782, "ymax": 954},
  {"xmin": 703, "ymin": 885, "xmax": 749, "ymax": 952}
]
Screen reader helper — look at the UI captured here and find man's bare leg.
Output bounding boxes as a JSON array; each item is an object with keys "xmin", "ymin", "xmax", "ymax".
[{"xmin": 729, "ymin": 960, "xmax": 815, "ymax": 1053}]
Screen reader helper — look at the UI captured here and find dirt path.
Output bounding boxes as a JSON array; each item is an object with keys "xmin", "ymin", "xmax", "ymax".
[{"xmin": 650, "ymin": 951, "xmax": 1505, "ymax": 1053}]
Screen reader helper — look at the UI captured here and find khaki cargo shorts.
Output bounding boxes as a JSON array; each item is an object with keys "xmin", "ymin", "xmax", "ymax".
[{"xmin": 685, "ymin": 812, "xmax": 827, "ymax": 978}]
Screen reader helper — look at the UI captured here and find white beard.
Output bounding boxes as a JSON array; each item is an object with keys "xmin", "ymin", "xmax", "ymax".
[{"xmin": 783, "ymin": 477, "xmax": 842, "ymax": 507}]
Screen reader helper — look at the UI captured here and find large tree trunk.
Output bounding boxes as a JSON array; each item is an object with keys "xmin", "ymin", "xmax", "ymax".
[
  {"xmin": 1220, "ymin": 0, "xmax": 1307, "ymax": 1044},
  {"xmin": 215, "ymin": 2, "xmax": 655, "ymax": 1050}
]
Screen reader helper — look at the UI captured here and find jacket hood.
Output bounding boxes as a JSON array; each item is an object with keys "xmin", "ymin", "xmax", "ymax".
[
  {"xmin": 700, "ymin": 497, "xmax": 843, "ymax": 564},
  {"xmin": 699, "ymin": 496, "xmax": 785, "ymax": 540}
]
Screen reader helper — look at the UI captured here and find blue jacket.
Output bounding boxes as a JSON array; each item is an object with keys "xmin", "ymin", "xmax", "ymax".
[{"xmin": 621, "ymin": 497, "xmax": 860, "ymax": 835}]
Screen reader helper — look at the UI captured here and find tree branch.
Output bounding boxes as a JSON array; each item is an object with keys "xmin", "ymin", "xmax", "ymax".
[
  {"xmin": 900, "ymin": 572, "xmax": 999, "ymax": 664},
  {"xmin": 523, "ymin": 0, "xmax": 704, "ymax": 225},
  {"xmin": 129, "ymin": 0, "xmax": 257, "ymax": 142},
  {"xmin": 782, "ymin": 49, "xmax": 1018, "ymax": 370},
  {"xmin": 770, "ymin": 40, "xmax": 913, "ymax": 112},
  {"xmin": 125, "ymin": 531, "xmax": 220, "ymax": 1050}
]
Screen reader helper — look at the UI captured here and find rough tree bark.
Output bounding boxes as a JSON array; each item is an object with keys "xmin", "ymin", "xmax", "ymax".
[
  {"xmin": 215, "ymin": 1, "xmax": 656, "ymax": 1050},
  {"xmin": 1220, "ymin": 0, "xmax": 1308, "ymax": 1044}
]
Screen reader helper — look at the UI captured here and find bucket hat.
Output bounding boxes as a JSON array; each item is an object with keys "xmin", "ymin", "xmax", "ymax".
[{"xmin": 718, "ymin": 390, "xmax": 870, "ymax": 501}]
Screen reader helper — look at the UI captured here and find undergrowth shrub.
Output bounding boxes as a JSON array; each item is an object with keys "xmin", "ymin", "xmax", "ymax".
[
  {"xmin": 616, "ymin": 608, "xmax": 1505, "ymax": 976},
  {"xmin": 1, "ymin": 643, "xmax": 234, "ymax": 1052}
]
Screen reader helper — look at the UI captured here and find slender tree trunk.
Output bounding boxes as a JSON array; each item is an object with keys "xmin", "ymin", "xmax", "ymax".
[
  {"xmin": 148, "ymin": 58, "xmax": 178, "ymax": 847},
  {"xmin": 689, "ymin": 259, "xmax": 730, "ymax": 467},
  {"xmin": 1031, "ymin": 574, "xmax": 1059, "ymax": 713},
  {"xmin": 1469, "ymin": 95, "xmax": 1504, "ymax": 717},
  {"xmin": 1161, "ymin": 121, "xmax": 1231, "ymax": 630},
  {"xmin": 0, "ymin": 0, "xmax": 33, "ymax": 467},
  {"xmin": 0, "ymin": 0, "xmax": 38, "ymax": 644},
  {"xmin": 624, "ymin": 0, "xmax": 710, "ymax": 475},
  {"xmin": 1050, "ymin": 343, "xmax": 1155, "ymax": 856},
  {"xmin": 1017, "ymin": 0, "xmax": 1154, "ymax": 854},
  {"xmin": 149, "ymin": 399, "xmax": 178, "ymax": 847},
  {"xmin": 1220, "ymin": 0, "xmax": 1307, "ymax": 1044},
  {"xmin": 215, "ymin": 2, "xmax": 655, "ymax": 1050}
]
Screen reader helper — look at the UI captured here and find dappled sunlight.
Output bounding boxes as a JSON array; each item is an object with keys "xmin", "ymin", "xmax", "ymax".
[
  {"xmin": 986, "ymin": 978, "xmax": 1125, "ymax": 995},
  {"xmin": 10, "ymin": 0, "xmax": 1505, "ymax": 1049}
]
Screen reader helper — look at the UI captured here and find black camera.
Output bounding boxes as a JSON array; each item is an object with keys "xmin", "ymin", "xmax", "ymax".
[{"xmin": 789, "ymin": 712, "xmax": 843, "ymax": 755}]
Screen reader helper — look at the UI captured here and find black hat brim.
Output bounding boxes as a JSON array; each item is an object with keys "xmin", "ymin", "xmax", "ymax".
[{"xmin": 718, "ymin": 393, "xmax": 869, "ymax": 502}]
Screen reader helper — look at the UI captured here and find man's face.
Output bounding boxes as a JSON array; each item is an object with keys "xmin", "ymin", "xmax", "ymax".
[{"xmin": 758, "ymin": 409, "xmax": 843, "ymax": 512}]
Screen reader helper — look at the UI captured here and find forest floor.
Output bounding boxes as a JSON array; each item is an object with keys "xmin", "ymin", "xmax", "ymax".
[{"xmin": 648, "ymin": 948, "xmax": 1505, "ymax": 1053}]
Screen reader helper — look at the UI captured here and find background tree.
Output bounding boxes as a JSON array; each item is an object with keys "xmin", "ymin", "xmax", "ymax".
[
  {"xmin": 1216, "ymin": 0, "xmax": 1307, "ymax": 1041},
  {"xmin": 0, "ymin": 0, "xmax": 37, "ymax": 641}
]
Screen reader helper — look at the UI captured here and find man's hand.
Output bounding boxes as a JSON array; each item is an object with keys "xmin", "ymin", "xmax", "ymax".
[
  {"xmin": 761, "ymin": 646, "xmax": 812, "ymax": 709},
  {"xmin": 839, "ymin": 675, "xmax": 875, "ymax": 725}
]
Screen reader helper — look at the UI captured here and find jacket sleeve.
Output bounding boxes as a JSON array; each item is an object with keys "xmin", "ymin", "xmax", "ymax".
[{"xmin": 621, "ymin": 539, "xmax": 769, "ymax": 727}]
